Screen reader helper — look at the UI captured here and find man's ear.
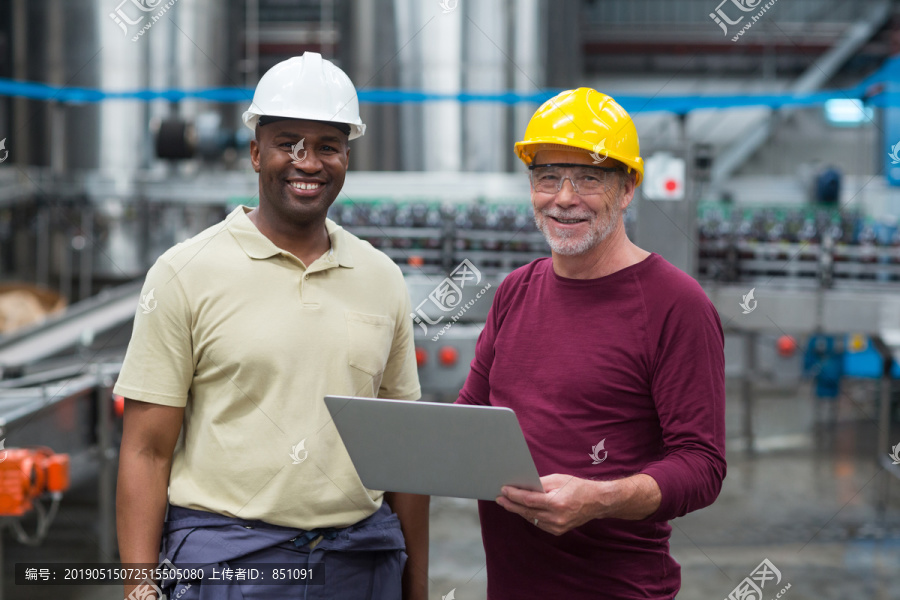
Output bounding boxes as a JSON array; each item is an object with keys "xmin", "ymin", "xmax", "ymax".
[
  {"xmin": 250, "ymin": 138, "xmax": 261, "ymax": 173},
  {"xmin": 619, "ymin": 173, "xmax": 637, "ymax": 211}
]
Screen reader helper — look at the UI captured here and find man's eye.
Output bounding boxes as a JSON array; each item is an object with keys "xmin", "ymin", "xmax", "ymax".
[{"xmin": 536, "ymin": 173, "xmax": 559, "ymax": 182}]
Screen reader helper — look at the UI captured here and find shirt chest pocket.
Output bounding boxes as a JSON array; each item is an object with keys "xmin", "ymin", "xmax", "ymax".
[{"xmin": 345, "ymin": 311, "xmax": 395, "ymax": 376}]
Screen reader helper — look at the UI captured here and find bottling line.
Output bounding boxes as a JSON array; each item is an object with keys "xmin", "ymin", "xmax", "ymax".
[
  {"xmin": 0, "ymin": 0, "xmax": 900, "ymax": 600},
  {"xmin": 0, "ymin": 1, "xmax": 899, "ymax": 591},
  {"xmin": 3, "ymin": 159, "xmax": 900, "ymax": 586}
]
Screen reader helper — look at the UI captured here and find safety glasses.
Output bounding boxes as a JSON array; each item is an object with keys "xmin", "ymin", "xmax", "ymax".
[{"xmin": 528, "ymin": 163, "xmax": 622, "ymax": 196}]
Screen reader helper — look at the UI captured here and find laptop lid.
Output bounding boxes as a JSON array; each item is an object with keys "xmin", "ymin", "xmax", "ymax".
[{"xmin": 324, "ymin": 395, "xmax": 543, "ymax": 501}]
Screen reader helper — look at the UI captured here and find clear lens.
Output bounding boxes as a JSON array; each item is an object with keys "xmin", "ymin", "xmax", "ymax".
[{"xmin": 530, "ymin": 165, "xmax": 617, "ymax": 195}]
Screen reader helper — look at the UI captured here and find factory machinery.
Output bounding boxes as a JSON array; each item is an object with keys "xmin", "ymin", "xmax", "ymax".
[
  {"xmin": 693, "ymin": 199, "xmax": 900, "ymax": 466},
  {"xmin": 698, "ymin": 202, "xmax": 900, "ymax": 285},
  {"xmin": 3, "ymin": 168, "xmax": 899, "ymax": 401},
  {"xmin": 1, "ymin": 0, "xmax": 897, "ymax": 592},
  {"xmin": 2, "ymin": 169, "xmax": 900, "ymax": 583}
]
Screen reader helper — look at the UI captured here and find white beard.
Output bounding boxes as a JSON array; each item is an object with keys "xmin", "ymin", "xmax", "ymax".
[{"xmin": 534, "ymin": 200, "xmax": 622, "ymax": 256}]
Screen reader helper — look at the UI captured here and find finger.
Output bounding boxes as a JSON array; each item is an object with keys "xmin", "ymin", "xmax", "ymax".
[
  {"xmin": 538, "ymin": 473, "xmax": 576, "ymax": 495},
  {"xmin": 499, "ymin": 497, "xmax": 548, "ymax": 526},
  {"xmin": 496, "ymin": 495, "xmax": 530, "ymax": 518},
  {"xmin": 539, "ymin": 474, "xmax": 570, "ymax": 488},
  {"xmin": 501, "ymin": 485, "xmax": 549, "ymax": 509}
]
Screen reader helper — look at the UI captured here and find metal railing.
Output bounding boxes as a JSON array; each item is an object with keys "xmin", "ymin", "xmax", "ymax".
[{"xmin": 583, "ymin": 0, "xmax": 879, "ymax": 27}]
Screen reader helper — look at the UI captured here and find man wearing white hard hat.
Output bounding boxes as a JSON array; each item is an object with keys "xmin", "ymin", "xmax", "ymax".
[{"xmin": 116, "ymin": 52, "xmax": 428, "ymax": 600}]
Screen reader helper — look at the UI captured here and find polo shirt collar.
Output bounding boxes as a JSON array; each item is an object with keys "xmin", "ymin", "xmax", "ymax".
[
  {"xmin": 324, "ymin": 218, "xmax": 354, "ymax": 268},
  {"xmin": 227, "ymin": 206, "xmax": 355, "ymax": 268}
]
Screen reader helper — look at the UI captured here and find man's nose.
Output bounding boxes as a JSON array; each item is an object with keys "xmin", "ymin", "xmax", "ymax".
[
  {"xmin": 295, "ymin": 150, "xmax": 323, "ymax": 172},
  {"xmin": 554, "ymin": 177, "xmax": 579, "ymax": 207}
]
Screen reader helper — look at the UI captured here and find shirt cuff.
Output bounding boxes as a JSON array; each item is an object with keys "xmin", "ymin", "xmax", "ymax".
[
  {"xmin": 379, "ymin": 388, "xmax": 421, "ymax": 401},
  {"xmin": 638, "ymin": 464, "xmax": 682, "ymax": 522},
  {"xmin": 112, "ymin": 383, "xmax": 188, "ymax": 408}
]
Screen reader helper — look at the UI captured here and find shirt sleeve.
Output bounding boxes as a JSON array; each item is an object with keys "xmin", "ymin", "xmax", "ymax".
[
  {"xmin": 113, "ymin": 258, "xmax": 194, "ymax": 407},
  {"xmin": 455, "ymin": 280, "xmax": 502, "ymax": 406},
  {"xmin": 640, "ymin": 292, "xmax": 727, "ymax": 522},
  {"xmin": 378, "ymin": 269, "xmax": 421, "ymax": 401}
]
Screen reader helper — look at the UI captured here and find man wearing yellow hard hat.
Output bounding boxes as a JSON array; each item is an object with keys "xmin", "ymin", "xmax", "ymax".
[{"xmin": 456, "ymin": 88, "xmax": 726, "ymax": 598}]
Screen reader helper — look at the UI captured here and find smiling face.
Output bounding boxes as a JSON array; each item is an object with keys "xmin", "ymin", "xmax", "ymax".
[
  {"xmin": 530, "ymin": 148, "xmax": 635, "ymax": 256},
  {"xmin": 250, "ymin": 119, "xmax": 350, "ymax": 228}
]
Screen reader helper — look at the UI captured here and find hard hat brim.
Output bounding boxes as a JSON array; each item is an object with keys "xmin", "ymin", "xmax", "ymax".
[
  {"xmin": 515, "ymin": 137, "xmax": 644, "ymax": 187},
  {"xmin": 242, "ymin": 110, "xmax": 366, "ymax": 140}
]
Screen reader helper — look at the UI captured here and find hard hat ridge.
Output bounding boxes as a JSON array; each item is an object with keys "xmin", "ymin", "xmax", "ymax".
[{"xmin": 242, "ymin": 52, "xmax": 366, "ymax": 140}]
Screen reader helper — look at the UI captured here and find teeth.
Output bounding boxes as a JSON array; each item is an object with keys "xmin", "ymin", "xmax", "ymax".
[
  {"xmin": 290, "ymin": 182, "xmax": 321, "ymax": 191},
  {"xmin": 556, "ymin": 218, "xmax": 583, "ymax": 224}
]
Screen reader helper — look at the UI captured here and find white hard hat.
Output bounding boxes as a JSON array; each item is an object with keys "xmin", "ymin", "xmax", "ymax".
[{"xmin": 242, "ymin": 52, "xmax": 366, "ymax": 140}]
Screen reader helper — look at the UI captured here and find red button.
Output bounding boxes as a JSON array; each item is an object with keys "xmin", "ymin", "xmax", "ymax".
[
  {"xmin": 415, "ymin": 347, "xmax": 427, "ymax": 368},
  {"xmin": 113, "ymin": 394, "xmax": 125, "ymax": 418},
  {"xmin": 439, "ymin": 346, "xmax": 458, "ymax": 366},
  {"xmin": 776, "ymin": 335, "xmax": 797, "ymax": 357}
]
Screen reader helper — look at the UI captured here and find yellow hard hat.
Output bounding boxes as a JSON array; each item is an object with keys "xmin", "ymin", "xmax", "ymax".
[{"xmin": 514, "ymin": 88, "xmax": 643, "ymax": 186}]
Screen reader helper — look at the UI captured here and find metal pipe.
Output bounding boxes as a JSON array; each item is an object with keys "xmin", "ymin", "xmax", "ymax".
[
  {"xmin": 321, "ymin": 0, "xmax": 335, "ymax": 59},
  {"xmin": 11, "ymin": 0, "xmax": 28, "ymax": 168},
  {"xmin": 49, "ymin": 104, "xmax": 65, "ymax": 176},
  {"xmin": 35, "ymin": 206, "xmax": 49, "ymax": 286},
  {"xmin": 877, "ymin": 373, "xmax": 891, "ymax": 515},
  {"xmin": 79, "ymin": 204, "xmax": 93, "ymax": 301},
  {"xmin": 711, "ymin": 0, "xmax": 892, "ymax": 186},
  {"xmin": 742, "ymin": 331, "xmax": 757, "ymax": 453},
  {"xmin": 95, "ymin": 365, "xmax": 116, "ymax": 561},
  {"xmin": 245, "ymin": 0, "xmax": 259, "ymax": 87},
  {"xmin": 58, "ymin": 218, "xmax": 72, "ymax": 304},
  {"xmin": 462, "ymin": 0, "xmax": 506, "ymax": 172},
  {"xmin": 870, "ymin": 335, "xmax": 895, "ymax": 516}
]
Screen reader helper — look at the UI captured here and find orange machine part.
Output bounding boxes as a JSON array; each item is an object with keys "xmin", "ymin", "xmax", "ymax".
[
  {"xmin": 45, "ymin": 454, "xmax": 70, "ymax": 493},
  {"xmin": 0, "ymin": 448, "xmax": 70, "ymax": 517}
]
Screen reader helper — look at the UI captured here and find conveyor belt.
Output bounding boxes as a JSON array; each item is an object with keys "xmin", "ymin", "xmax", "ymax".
[
  {"xmin": 0, "ymin": 281, "xmax": 141, "ymax": 375},
  {"xmin": 706, "ymin": 284, "xmax": 900, "ymax": 334},
  {"xmin": 0, "ymin": 363, "xmax": 121, "ymax": 586}
]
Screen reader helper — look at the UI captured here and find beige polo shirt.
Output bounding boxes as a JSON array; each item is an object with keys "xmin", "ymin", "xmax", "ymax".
[{"xmin": 114, "ymin": 206, "xmax": 420, "ymax": 530}]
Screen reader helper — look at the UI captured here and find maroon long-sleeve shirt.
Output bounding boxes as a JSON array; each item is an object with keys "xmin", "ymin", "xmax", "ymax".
[{"xmin": 456, "ymin": 254, "xmax": 726, "ymax": 599}]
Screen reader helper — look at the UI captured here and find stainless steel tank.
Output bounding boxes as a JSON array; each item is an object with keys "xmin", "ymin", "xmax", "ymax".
[{"xmin": 8, "ymin": 0, "xmax": 235, "ymax": 283}]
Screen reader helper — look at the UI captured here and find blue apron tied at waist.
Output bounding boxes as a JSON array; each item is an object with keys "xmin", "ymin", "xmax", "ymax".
[
  {"xmin": 159, "ymin": 502, "xmax": 406, "ymax": 597},
  {"xmin": 163, "ymin": 502, "xmax": 405, "ymax": 560},
  {"xmin": 292, "ymin": 528, "xmax": 339, "ymax": 548}
]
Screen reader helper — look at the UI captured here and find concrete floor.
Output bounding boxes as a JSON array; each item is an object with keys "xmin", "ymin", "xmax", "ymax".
[{"xmin": 3, "ymin": 381, "xmax": 900, "ymax": 600}]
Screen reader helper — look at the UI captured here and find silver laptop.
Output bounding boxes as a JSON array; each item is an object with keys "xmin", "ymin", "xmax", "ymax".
[{"xmin": 324, "ymin": 395, "xmax": 543, "ymax": 500}]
